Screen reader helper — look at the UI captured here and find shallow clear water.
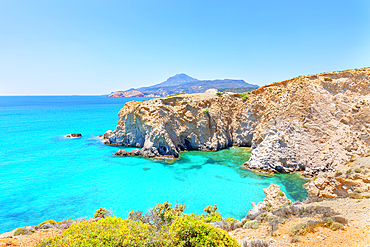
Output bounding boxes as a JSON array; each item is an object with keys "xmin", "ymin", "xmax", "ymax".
[{"xmin": 0, "ymin": 96, "xmax": 307, "ymax": 233}]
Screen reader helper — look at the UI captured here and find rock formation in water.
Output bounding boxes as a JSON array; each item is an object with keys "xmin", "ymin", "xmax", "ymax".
[
  {"xmin": 105, "ymin": 68, "xmax": 370, "ymax": 174},
  {"xmin": 245, "ymin": 183, "xmax": 292, "ymax": 220},
  {"xmin": 66, "ymin": 133, "xmax": 82, "ymax": 138},
  {"xmin": 108, "ymin": 90, "xmax": 145, "ymax": 97}
]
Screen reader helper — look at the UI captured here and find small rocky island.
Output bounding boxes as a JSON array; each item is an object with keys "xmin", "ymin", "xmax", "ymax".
[{"xmin": 65, "ymin": 133, "xmax": 82, "ymax": 138}]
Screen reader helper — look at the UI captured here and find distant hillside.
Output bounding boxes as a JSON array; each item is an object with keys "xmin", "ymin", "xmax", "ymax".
[
  {"xmin": 107, "ymin": 90, "xmax": 144, "ymax": 97},
  {"xmin": 107, "ymin": 73, "xmax": 258, "ymax": 97},
  {"xmin": 149, "ymin": 73, "xmax": 198, "ymax": 88},
  {"xmin": 219, "ymin": 87, "xmax": 259, "ymax": 93}
]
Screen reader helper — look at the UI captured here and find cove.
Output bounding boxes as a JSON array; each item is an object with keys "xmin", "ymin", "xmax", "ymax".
[{"xmin": 0, "ymin": 96, "xmax": 307, "ymax": 233}]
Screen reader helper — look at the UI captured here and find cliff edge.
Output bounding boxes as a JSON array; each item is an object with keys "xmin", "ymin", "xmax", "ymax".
[{"xmin": 105, "ymin": 68, "xmax": 370, "ymax": 175}]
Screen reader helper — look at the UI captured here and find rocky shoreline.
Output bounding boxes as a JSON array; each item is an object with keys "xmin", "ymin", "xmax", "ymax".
[
  {"xmin": 2, "ymin": 171, "xmax": 369, "ymax": 246},
  {"xmin": 104, "ymin": 68, "xmax": 370, "ymax": 176},
  {"xmin": 1, "ymin": 155, "xmax": 369, "ymax": 246}
]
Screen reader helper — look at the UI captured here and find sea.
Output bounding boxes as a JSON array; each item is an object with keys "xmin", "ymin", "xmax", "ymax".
[{"xmin": 0, "ymin": 96, "xmax": 307, "ymax": 233}]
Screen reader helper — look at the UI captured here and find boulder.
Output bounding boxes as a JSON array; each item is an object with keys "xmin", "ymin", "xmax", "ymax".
[
  {"xmin": 66, "ymin": 133, "xmax": 82, "ymax": 138},
  {"xmin": 103, "ymin": 130, "xmax": 113, "ymax": 140}
]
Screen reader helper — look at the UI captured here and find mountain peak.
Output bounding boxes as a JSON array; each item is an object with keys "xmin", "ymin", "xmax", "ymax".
[
  {"xmin": 152, "ymin": 73, "xmax": 198, "ymax": 88},
  {"xmin": 165, "ymin": 73, "xmax": 198, "ymax": 83}
]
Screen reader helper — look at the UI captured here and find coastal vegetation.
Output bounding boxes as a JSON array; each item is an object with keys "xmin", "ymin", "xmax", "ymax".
[{"xmin": 36, "ymin": 203, "xmax": 239, "ymax": 247}]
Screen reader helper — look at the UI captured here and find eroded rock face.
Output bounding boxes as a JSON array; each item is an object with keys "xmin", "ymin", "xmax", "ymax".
[
  {"xmin": 105, "ymin": 92, "xmax": 261, "ymax": 158},
  {"xmin": 105, "ymin": 69, "xmax": 370, "ymax": 174},
  {"xmin": 303, "ymin": 157, "xmax": 370, "ymax": 201}
]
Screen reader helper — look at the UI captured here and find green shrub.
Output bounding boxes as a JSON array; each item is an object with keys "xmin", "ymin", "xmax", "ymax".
[
  {"xmin": 243, "ymin": 220, "xmax": 260, "ymax": 229},
  {"xmin": 168, "ymin": 216, "xmax": 239, "ymax": 246},
  {"xmin": 216, "ymin": 92, "xmax": 222, "ymax": 97},
  {"xmin": 191, "ymin": 212, "xmax": 223, "ymax": 223},
  {"xmin": 306, "ymin": 220, "xmax": 322, "ymax": 233},
  {"xmin": 264, "ymin": 202, "xmax": 272, "ymax": 211},
  {"xmin": 151, "ymin": 201, "xmax": 185, "ymax": 226},
  {"xmin": 324, "ymin": 217, "xmax": 334, "ymax": 227},
  {"xmin": 37, "ymin": 217, "xmax": 158, "ymax": 247},
  {"xmin": 203, "ymin": 109, "xmax": 209, "ymax": 114},
  {"xmin": 204, "ymin": 204, "xmax": 218, "ymax": 214},
  {"xmin": 93, "ymin": 207, "xmax": 111, "ymax": 218},
  {"xmin": 36, "ymin": 220, "xmax": 57, "ymax": 229},
  {"xmin": 348, "ymin": 192, "xmax": 362, "ymax": 199},
  {"xmin": 189, "ymin": 204, "xmax": 223, "ymax": 223},
  {"xmin": 330, "ymin": 222, "xmax": 344, "ymax": 231},
  {"xmin": 38, "ymin": 202, "xmax": 240, "ymax": 247},
  {"xmin": 225, "ymin": 217, "xmax": 237, "ymax": 223},
  {"xmin": 289, "ymin": 223, "xmax": 308, "ymax": 236},
  {"xmin": 346, "ymin": 169, "xmax": 352, "ymax": 175},
  {"xmin": 242, "ymin": 95, "xmax": 249, "ymax": 100},
  {"xmin": 354, "ymin": 167, "xmax": 361, "ymax": 173},
  {"xmin": 324, "ymin": 77, "xmax": 333, "ymax": 81},
  {"xmin": 278, "ymin": 191, "xmax": 284, "ymax": 197},
  {"xmin": 37, "ymin": 216, "xmax": 239, "ymax": 247},
  {"xmin": 14, "ymin": 227, "xmax": 33, "ymax": 236},
  {"xmin": 255, "ymin": 212, "xmax": 274, "ymax": 223}
]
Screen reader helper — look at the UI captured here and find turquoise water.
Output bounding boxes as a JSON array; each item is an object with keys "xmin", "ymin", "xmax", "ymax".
[{"xmin": 0, "ymin": 96, "xmax": 307, "ymax": 233}]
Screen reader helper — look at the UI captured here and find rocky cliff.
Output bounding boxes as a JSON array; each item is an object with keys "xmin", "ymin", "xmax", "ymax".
[{"xmin": 105, "ymin": 68, "xmax": 370, "ymax": 175}]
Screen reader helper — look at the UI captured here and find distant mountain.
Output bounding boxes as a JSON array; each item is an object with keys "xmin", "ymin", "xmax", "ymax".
[
  {"xmin": 148, "ymin": 73, "xmax": 198, "ymax": 88},
  {"xmin": 107, "ymin": 74, "xmax": 259, "ymax": 97}
]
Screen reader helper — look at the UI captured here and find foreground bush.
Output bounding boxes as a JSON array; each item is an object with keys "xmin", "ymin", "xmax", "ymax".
[
  {"xmin": 37, "ymin": 217, "xmax": 159, "ymax": 247},
  {"xmin": 37, "ymin": 215, "xmax": 239, "ymax": 247},
  {"xmin": 168, "ymin": 216, "xmax": 239, "ymax": 246}
]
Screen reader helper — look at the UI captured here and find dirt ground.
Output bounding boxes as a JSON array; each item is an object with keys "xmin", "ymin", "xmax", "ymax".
[
  {"xmin": 230, "ymin": 198, "xmax": 370, "ymax": 247},
  {"xmin": 0, "ymin": 229, "xmax": 60, "ymax": 247}
]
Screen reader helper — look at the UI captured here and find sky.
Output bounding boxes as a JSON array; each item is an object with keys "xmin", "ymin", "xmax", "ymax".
[{"xmin": 1, "ymin": 0, "xmax": 370, "ymax": 95}]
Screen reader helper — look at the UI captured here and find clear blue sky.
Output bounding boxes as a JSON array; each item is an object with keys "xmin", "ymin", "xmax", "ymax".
[{"xmin": 1, "ymin": 0, "xmax": 369, "ymax": 95}]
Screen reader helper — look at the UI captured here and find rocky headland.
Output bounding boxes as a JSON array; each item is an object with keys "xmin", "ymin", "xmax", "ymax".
[
  {"xmin": 104, "ymin": 68, "xmax": 370, "ymax": 176},
  {"xmin": 107, "ymin": 90, "xmax": 145, "ymax": 97},
  {"xmin": 107, "ymin": 73, "xmax": 259, "ymax": 97}
]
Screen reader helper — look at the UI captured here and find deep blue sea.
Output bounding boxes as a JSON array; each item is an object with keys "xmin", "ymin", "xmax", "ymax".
[{"xmin": 0, "ymin": 96, "xmax": 307, "ymax": 233}]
